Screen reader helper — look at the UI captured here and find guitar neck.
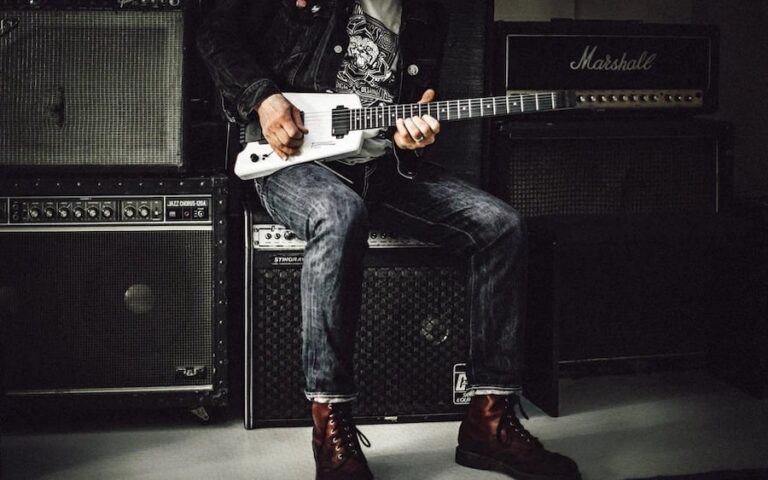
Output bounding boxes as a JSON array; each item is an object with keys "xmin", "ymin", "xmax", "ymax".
[{"xmin": 337, "ymin": 91, "xmax": 577, "ymax": 133}]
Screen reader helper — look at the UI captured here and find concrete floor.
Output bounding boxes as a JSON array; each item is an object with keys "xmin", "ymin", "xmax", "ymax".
[{"xmin": 2, "ymin": 370, "xmax": 768, "ymax": 480}]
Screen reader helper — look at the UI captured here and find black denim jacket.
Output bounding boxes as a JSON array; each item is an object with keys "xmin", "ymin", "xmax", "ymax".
[{"xmin": 196, "ymin": 0, "xmax": 448, "ymax": 125}]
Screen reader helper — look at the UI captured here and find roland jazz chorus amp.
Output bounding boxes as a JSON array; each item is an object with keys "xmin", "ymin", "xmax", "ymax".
[{"xmin": 0, "ymin": 176, "xmax": 228, "ymax": 410}]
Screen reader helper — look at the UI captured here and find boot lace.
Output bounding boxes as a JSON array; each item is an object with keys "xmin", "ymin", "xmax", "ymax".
[
  {"xmin": 328, "ymin": 405, "xmax": 372, "ymax": 461},
  {"xmin": 499, "ymin": 396, "xmax": 542, "ymax": 448}
]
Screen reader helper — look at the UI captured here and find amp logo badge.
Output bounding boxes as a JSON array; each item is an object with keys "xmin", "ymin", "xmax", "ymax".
[{"xmin": 453, "ymin": 363, "xmax": 470, "ymax": 405}]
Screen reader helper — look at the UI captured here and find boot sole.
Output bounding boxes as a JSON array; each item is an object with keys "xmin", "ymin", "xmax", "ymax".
[{"xmin": 455, "ymin": 447, "xmax": 581, "ymax": 480}]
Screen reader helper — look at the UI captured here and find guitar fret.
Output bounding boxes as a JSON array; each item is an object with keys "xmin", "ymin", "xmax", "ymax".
[{"xmin": 340, "ymin": 93, "xmax": 570, "ymax": 132}]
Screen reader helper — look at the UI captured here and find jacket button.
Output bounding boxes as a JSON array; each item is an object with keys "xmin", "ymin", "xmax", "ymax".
[
  {"xmin": 407, "ymin": 64, "xmax": 419, "ymax": 76},
  {"xmin": 334, "ymin": 45, "xmax": 344, "ymax": 54}
]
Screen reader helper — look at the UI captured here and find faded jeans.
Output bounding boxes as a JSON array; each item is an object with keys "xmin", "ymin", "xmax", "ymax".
[{"xmin": 254, "ymin": 156, "xmax": 527, "ymax": 403}]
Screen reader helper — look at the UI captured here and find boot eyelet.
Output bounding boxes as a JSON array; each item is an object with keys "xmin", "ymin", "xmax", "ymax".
[
  {"xmin": 329, "ymin": 419, "xmax": 335, "ymax": 425},
  {"xmin": 331, "ymin": 429, "xmax": 338, "ymax": 435},
  {"xmin": 332, "ymin": 436, "xmax": 340, "ymax": 443},
  {"xmin": 337, "ymin": 454, "xmax": 344, "ymax": 460},
  {"xmin": 335, "ymin": 445, "xmax": 341, "ymax": 451}
]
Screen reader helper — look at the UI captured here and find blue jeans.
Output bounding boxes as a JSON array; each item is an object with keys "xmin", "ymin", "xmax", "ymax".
[{"xmin": 254, "ymin": 157, "xmax": 527, "ymax": 402}]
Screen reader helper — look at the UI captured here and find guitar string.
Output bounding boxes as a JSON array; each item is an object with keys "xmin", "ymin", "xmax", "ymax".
[{"xmin": 292, "ymin": 95, "xmax": 567, "ymax": 130}]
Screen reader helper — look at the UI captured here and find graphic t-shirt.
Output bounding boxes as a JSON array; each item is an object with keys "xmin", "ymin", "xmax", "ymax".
[{"xmin": 335, "ymin": 0, "xmax": 401, "ymax": 164}]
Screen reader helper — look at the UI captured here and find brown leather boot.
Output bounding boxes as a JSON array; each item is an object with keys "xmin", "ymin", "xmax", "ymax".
[
  {"xmin": 456, "ymin": 395, "xmax": 581, "ymax": 480},
  {"xmin": 312, "ymin": 402, "xmax": 374, "ymax": 480}
]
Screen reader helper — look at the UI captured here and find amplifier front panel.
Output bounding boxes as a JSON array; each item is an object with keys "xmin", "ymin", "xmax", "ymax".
[{"xmin": 0, "ymin": 177, "xmax": 228, "ymax": 407}]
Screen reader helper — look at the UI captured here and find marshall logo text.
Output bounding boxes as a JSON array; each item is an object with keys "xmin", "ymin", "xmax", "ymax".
[
  {"xmin": 0, "ymin": 18, "xmax": 20, "ymax": 38},
  {"xmin": 570, "ymin": 45, "xmax": 657, "ymax": 72}
]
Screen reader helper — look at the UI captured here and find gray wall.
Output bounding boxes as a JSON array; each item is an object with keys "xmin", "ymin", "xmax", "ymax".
[{"xmin": 495, "ymin": 0, "xmax": 768, "ymax": 196}]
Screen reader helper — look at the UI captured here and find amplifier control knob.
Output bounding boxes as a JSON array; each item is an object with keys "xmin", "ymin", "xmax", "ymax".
[
  {"xmin": 73, "ymin": 207, "xmax": 85, "ymax": 219},
  {"xmin": 651, "ymin": 95, "xmax": 659, "ymax": 102},
  {"xmin": 58, "ymin": 207, "xmax": 70, "ymax": 219},
  {"xmin": 102, "ymin": 207, "xmax": 114, "ymax": 219},
  {"xmin": 139, "ymin": 207, "xmax": 151, "ymax": 218},
  {"xmin": 87, "ymin": 207, "xmax": 99, "ymax": 219},
  {"xmin": 124, "ymin": 206, "xmax": 136, "ymax": 219},
  {"xmin": 578, "ymin": 95, "xmax": 587, "ymax": 103},
  {"xmin": 44, "ymin": 207, "xmax": 55, "ymax": 219},
  {"xmin": 29, "ymin": 207, "xmax": 41, "ymax": 219},
  {"xmin": 285, "ymin": 231, "xmax": 296, "ymax": 240},
  {"xmin": 589, "ymin": 95, "xmax": 597, "ymax": 102}
]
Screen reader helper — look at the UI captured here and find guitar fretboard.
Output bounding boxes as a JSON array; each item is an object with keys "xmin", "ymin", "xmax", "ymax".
[{"xmin": 334, "ymin": 92, "xmax": 574, "ymax": 133}]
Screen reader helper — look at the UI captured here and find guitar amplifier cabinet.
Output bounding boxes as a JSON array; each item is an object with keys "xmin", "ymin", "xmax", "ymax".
[
  {"xmin": 244, "ymin": 208, "xmax": 470, "ymax": 428},
  {"xmin": 0, "ymin": 0, "xmax": 190, "ymax": 172},
  {"xmin": 524, "ymin": 213, "xmax": 765, "ymax": 416},
  {"xmin": 488, "ymin": 119, "xmax": 733, "ymax": 218},
  {"xmin": 0, "ymin": 176, "xmax": 228, "ymax": 410}
]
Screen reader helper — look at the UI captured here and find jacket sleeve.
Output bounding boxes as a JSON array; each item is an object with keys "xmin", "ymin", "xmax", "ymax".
[{"xmin": 196, "ymin": 0, "xmax": 283, "ymax": 123}]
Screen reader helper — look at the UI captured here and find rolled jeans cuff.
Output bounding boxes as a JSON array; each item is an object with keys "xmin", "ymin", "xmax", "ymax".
[
  {"xmin": 305, "ymin": 392, "xmax": 358, "ymax": 404},
  {"xmin": 465, "ymin": 385, "xmax": 523, "ymax": 397}
]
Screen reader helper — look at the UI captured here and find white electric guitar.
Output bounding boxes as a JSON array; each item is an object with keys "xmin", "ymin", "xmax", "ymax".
[{"xmin": 234, "ymin": 91, "xmax": 577, "ymax": 180}]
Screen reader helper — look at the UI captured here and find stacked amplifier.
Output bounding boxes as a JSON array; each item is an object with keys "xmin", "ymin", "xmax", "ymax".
[
  {"xmin": 0, "ymin": 0, "xmax": 229, "ymax": 412},
  {"xmin": 490, "ymin": 21, "xmax": 742, "ymax": 416}
]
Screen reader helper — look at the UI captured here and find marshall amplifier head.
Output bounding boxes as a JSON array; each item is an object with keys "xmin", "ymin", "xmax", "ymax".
[
  {"xmin": 494, "ymin": 21, "xmax": 719, "ymax": 115},
  {"xmin": 0, "ymin": 0, "xmax": 188, "ymax": 171},
  {"xmin": 0, "ymin": 176, "xmax": 228, "ymax": 410}
]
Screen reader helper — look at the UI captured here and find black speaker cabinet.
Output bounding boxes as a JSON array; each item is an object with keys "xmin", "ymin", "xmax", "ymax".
[
  {"xmin": 0, "ymin": 176, "xmax": 228, "ymax": 410},
  {"xmin": 489, "ymin": 119, "xmax": 734, "ymax": 217},
  {"xmin": 0, "ymin": 1, "xmax": 189, "ymax": 171},
  {"xmin": 710, "ymin": 198, "xmax": 768, "ymax": 399},
  {"xmin": 244, "ymin": 209, "xmax": 470, "ymax": 428},
  {"xmin": 523, "ymin": 213, "xmax": 762, "ymax": 417}
]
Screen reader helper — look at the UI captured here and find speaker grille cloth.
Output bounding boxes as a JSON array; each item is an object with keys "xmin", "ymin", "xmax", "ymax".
[
  {"xmin": 501, "ymin": 136, "xmax": 716, "ymax": 217},
  {"xmin": 251, "ymin": 264, "xmax": 467, "ymax": 421},
  {"xmin": 554, "ymin": 241, "xmax": 713, "ymax": 361},
  {"xmin": 0, "ymin": 230, "xmax": 213, "ymax": 391},
  {"xmin": 0, "ymin": 10, "xmax": 184, "ymax": 167}
]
